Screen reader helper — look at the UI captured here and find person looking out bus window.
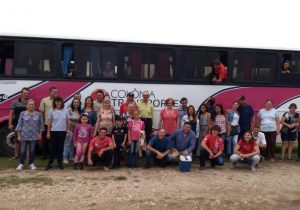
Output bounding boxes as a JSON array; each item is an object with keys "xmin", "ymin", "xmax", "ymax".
[
  {"xmin": 281, "ymin": 59, "xmax": 291, "ymax": 74},
  {"xmin": 257, "ymin": 99, "xmax": 280, "ymax": 162},
  {"xmin": 67, "ymin": 63, "xmax": 75, "ymax": 78},
  {"xmin": 8, "ymin": 87, "xmax": 30, "ymax": 160},
  {"xmin": 158, "ymin": 98, "xmax": 179, "ymax": 136},
  {"xmin": 177, "ymin": 97, "xmax": 188, "ymax": 128},
  {"xmin": 210, "ymin": 59, "xmax": 227, "ymax": 84},
  {"xmin": 39, "ymin": 86, "xmax": 58, "ymax": 160}
]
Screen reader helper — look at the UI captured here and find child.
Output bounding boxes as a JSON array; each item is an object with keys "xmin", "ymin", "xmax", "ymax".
[
  {"xmin": 112, "ymin": 115, "xmax": 127, "ymax": 168},
  {"xmin": 138, "ymin": 130, "xmax": 146, "ymax": 158},
  {"xmin": 127, "ymin": 110, "xmax": 145, "ymax": 168},
  {"xmin": 73, "ymin": 113, "xmax": 93, "ymax": 170}
]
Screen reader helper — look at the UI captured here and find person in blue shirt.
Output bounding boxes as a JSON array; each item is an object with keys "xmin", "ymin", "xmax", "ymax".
[
  {"xmin": 169, "ymin": 122, "xmax": 196, "ymax": 160},
  {"xmin": 238, "ymin": 96, "xmax": 254, "ymax": 138},
  {"xmin": 144, "ymin": 128, "xmax": 173, "ymax": 168}
]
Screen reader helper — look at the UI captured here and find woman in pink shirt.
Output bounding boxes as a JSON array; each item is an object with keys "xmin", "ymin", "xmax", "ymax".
[{"xmin": 158, "ymin": 98, "xmax": 179, "ymax": 136}]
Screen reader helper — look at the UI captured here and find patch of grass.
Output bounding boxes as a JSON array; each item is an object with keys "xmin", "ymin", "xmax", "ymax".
[
  {"xmin": 0, "ymin": 156, "xmax": 49, "ymax": 170},
  {"xmin": 0, "ymin": 175, "xmax": 53, "ymax": 188},
  {"xmin": 114, "ymin": 175, "xmax": 127, "ymax": 181}
]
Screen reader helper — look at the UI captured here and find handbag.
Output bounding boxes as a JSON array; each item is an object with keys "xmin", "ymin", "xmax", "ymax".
[
  {"xmin": 230, "ymin": 125, "xmax": 239, "ymax": 136},
  {"xmin": 280, "ymin": 125, "xmax": 289, "ymax": 134}
]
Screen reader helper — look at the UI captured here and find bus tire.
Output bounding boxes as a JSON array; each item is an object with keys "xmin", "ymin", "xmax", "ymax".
[{"xmin": 0, "ymin": 125, "xmax": 15, "ymax": 156}]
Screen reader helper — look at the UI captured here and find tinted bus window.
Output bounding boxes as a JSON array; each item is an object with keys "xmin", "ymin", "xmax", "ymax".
[
  {"xmin": 14, "ymin": 42, "xmax": 55, "ymax": 76},
  {"xmin": 256, "ymin": 53, "xmax": 276, "ymax": 82},
  {"xmin": 0, "ymin": 41, "xmax": 14, "ymax": 75},
  {"xmin": 292, "ymin": 54, "xmax": 300, "ymax": 73},
  {"xmin": 181, "ymin": 49, "xmax": 205, "ymax": 80},
  {"xmin": 204, "ymin": 50, "xmax": 228, "ymax": 83},
  {"xmin": 124, "ymin": 47, "xmax": 174, "ymax": 80}
]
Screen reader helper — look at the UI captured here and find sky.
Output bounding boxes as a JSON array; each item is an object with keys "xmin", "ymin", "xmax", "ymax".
[{"xmin": 0, "ymin": 0, "xmax": 299, "ymax": 50}]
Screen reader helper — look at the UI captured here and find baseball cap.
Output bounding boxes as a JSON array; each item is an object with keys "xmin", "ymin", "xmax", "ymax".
[{"xmin": 127, "ymin": 92, "xmax": 134, "ymax": 97}]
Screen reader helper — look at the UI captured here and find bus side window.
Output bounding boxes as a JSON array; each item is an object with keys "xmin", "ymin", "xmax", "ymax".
[
  {"xmin": 205, "ymin": 50, "xmax": 228, "ymax": 84},
  {"xmin": 0, "ymin": 41, "xmax": 14, "ymax": 75},
  {"xmin": 62, "ymin": 45, "xmax": 74, "ymax": 77}
]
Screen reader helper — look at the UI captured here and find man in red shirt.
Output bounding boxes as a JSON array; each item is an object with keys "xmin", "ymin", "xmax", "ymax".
[
  {"xmin": 87, "ymin": 127, "xmax": 114, "ymax": 171},
  {"xmin": 119, "ymin": 92, "xmax": 136, "ymax": 115},
  {"xmin": 210, "ymin": 58, "xmax": 227, "ymax": 84},
  {"xmin": 199, "ymin": 125, "xmax": 224, "ymax": 169}
]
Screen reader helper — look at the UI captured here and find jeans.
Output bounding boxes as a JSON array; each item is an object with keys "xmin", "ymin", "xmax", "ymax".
[
  {"xmin": 226, "ymin": 135, "xmax": 238, "ymax": 155},
  {"xmin": 199, "ymin": 149, "xmax": 224, "ymax": 167},
  {"xmin": 63, "ymin": 132, "xmax": 74, "ymax": 161},
  {"xmin": 230, "ymin": 154, "xmax": 260, "ymax": 166},
  {"xmin": 48, "ymin": 131, "xmax": 66, "ymax": 166},
  {"xmin": 128, "ymin": 140, "xmax": 139, "ymax": 168},
  {"xmin": 262, "ymin": 131, "xmax": 277, "ymax": 159},
  {"xmin": 144, "ymin": 150, "xmax": 173, "ymax": 167},
  {"xmin": 20, "ymin": 140, "xmax": 36, "ymax": 165}
]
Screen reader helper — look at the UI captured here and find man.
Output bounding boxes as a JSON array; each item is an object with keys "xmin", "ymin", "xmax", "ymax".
[
  {"xmin": 169, "ymin": 122, "xmax": 196, "ymax": 160},
  {"xmin": 87, "ymin": 127, "xmax": 114, "ymax": 171},
  {"xmin": 39, "ymin": 86, "xmax": 58, "ymax": 159},
  {"xmin": 8, "ymin": 87, "xmax": 30, "ymax": 159},
  {"xmin": 93, "ymin": 89, "xmax": 104, "ymax": 113},
  {"xmin": 238, "ymin": 95, "xmax": 254, "ymax": 138},
  {"xmin": 252, "ymin": 125, "xmax": 267, "ymax": 161},
  {"xmin": 144, "ymin": 128, "xmax": 173, "ymax": 168},
  {"xmin": 73, "ymin": 92, "xmax": 81, "ymax": 101},
  {"xmin": 200, "ymin": 125, "xmax": 224, "ymax": 169},
  {"xmin": 138, "ymin": 90, "xmax": 154, "ymax": 142},
  {"xmin": 210, "ymin": 58, "xmax": 227, "ymax": 84},
  {"xmin": 119, "ymin": 92, "xmax": 136, "ymax": 115},
  {"xmin": 177, "ymin": 97, "xmax": 188, "ymax": 128}
]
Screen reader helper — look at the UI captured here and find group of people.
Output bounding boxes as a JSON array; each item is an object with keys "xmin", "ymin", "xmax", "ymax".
[{"xmin": 9, "ymin": 86, "xmax": 300, "ymax": 172}]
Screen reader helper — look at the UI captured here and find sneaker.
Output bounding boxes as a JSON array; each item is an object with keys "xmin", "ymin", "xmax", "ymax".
[
  {"xmin": 63, "ymin": 160, "xmax": 69, "ymax": 164},
  {"xmin": 103, "ymin": 166, "xmax": 110, "ymax": 172},
  {"xmin": 45, "ymin": 165, "xmax": 53, "ymax": 171},
  {"xmin": 29, "ymin": 164, "xmax": 37, "ymax": 170},
  {"xmin": 270, "ymin": 158, "xmax": 275, "ymax": 162},
  {"xmin": 73, "ymin": 163, "xmax": 78, "ymax": 170},
  {"xmin": 250, "ymin": 165, "xmax": 256, "ymax": 171},
  {"xmin": 16, "ymin": 164, "xmax": 24, "ymax": 171}
]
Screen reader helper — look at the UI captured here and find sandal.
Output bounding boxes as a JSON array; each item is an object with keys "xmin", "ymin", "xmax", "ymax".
[{"xmin": 10, "ymin": 156, "xmax": 18, "ymax": 160}]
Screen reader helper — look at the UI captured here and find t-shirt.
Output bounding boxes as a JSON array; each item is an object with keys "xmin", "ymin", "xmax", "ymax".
[
  {"xmin": 258, "ymin": 108, "xmax": 279, "ymax": 132},
  {"xmin": 238, "ymin": 104, "xmax": 254, "ymax": 130},
  {"xmin": 10, "ymin": 99, "xmax": 27, "ymax": 127},
  {"xmin": 202, "ymin": 134, "xmax": 224, "ymax": 154},
  {"xmin": 48, "ymin": 108, "xmax": 70, "ymax": 131},
  {"xmin": 39, "ymin": 96, "xmax": 53, "ymax": 125},
  {"xmin": 160, "ymin": 108, "xmax": 179, "ymax": 134},
  {"xmin": 73, "ymin": 124, "xmax": 93, "ymax": 144},
  {"xmin": 89, "ymin": 136, "xmax": 113, "ymax": 154},
  {"xmin": 253, "ymin": 132, "xmax": 266, "ymax": 146},
  {"xmin": 93, "ymin": 100, "xmax": 103, "ymax": 113},
  {"xmin": 127, "ymin": 120, "xmax": 145, "ymax": 141},
  {"xmin": 148, "ymin": 135, "xmax": 173, "ymax": 153},
  {"xmin": 238, "ymin": 140, "xmax": 257, "ymax": 154},
  {"xmin": 112, "ymin": 124, "xmax": 127, "ymax": 146}
]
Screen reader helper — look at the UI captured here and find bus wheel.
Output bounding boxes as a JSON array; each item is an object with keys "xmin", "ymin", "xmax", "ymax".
[{"xmin": 0, "ymin": 126, "xmax": 15, "ymax": 156}]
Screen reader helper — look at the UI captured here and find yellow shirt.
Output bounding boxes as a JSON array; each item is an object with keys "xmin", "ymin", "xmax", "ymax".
[
  {"xmin": 138, "ymin": 100, "xmax": 154, "ymax": 120},
  {"xmin": 39, "ymin": 96, "xmax": 53, "ymax": 125}
]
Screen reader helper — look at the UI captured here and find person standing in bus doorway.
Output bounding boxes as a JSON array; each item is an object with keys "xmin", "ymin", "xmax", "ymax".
[
  {"xmin": 39, "ymin": 87, "xmax": 58, "ymax": 160},
  {"xmin": 177, "ymin": 97, "xmax": 188, "ymax": 128},
  {"xmin": 8, "ymin": 87, "xmax": 30, "ymax": 160},
  {"xmin": 93, "ymin": 89, "xmax": 104, "ymax": 114},
  {"xmin": 119, "ymin": 92, "xmax": 136, "ymax": 116},
  {"xmin": 45, "ymin": 96, "xmax": 70, "ymax": 170},
  {"xmin": 138, "ymin": 91, "xmax": 154, "ymax": 143},
  {"xmin": 238, "ymin": 96, "xmax": 254, "ymax": 138},
  {"xmin": 210, "ymin": 59, "xmax": 227, "ymax": 84}
]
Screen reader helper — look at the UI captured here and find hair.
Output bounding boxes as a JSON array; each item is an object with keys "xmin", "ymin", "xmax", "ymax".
[
  {"xmin": 211, "ymin": 125, "xmax": 220, "ymax": 133},
  {"xmin": 74, "ymin": 92, "xmax": 81, "ymax": 96},
  {"xmin": 84, "ymin": 96, "xmax": 94, "ymax": 110},
  {"xmin": 165, "ymin": 98, "xmax": 175, "ymax": 106},
  {"xmin": 79, "ymin": 113, "xmax": 89, "ymax": 124},
  {"xmin": 99, "ymin": 127, "xmax": 107, "ymax": 132},
  {"xmin": 96, "ymin": 89, "xmax": 104, "ymax": 95},
  {"xmin": 70, "ymin": 98, "xmax": 82, "ymax": 113},
  {"xmin": 253, "ymin": 124, "xmax": 260, "ymax": 129},
  {"xmin": 282, "ymin": 59, "xmax": 291, "ymax": 70},
  {"xmin": 49, "ymin": 87, "xmax": 57, "ymax": 92},
  {"xmin": 242, "ymin": 130, "xmax": 254, "ymax": 143},
  {"xmin": 133, "ymin": 110, "xmax": 140, "ymax": 118},
  {"xmin": 289, "ymin": 103, "xmax": 297, "ymax": 109},
  {"xmin": 180, "ymin": 97, "xmax": 188, "ymax": 103},
  {"xmin": 52, "ymin": 96, "xmax": 64, "ymax": 109},
  {"xmin": 183, "ymin": 121, "xmax": 192, "ymax": 127},
  {"xmin": 213, "ymin": 104, "xmax": 225, "ymax": 119},
  {"xmin": 265, "ymin": 99, "xmax": 273, "ymax": 104},
  {"xmin": 187, "ymin": 105, "xmax": 197, "ymax": 123},
  {"xmin": 207, "ymin": 97, "xmax": 215, "ymax": 106},
  {"xmin": 26, "ymin": 99, "xmax": 35, "ymax": 105},
  {"xmin": 197, "ymin": 103, "xmax": 208, "ymax": 119},
  {"xmin": 21, "ymin": 87, "xmax": 30, "ymax": 93}
]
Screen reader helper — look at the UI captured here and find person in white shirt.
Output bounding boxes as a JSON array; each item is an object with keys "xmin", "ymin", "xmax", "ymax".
[{"xmin": 252, "ymin": 125, "xmax": 266, "ymax": 162}]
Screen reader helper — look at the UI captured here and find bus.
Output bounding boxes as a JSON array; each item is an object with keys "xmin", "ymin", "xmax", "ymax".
[{"xmin": 1, "ymin": 35, "xmax": 300, "ymax": 156}]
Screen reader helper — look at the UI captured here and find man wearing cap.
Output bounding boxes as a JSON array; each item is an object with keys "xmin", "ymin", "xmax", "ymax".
[
  {"xmin": 210, "ymin": 58, "xmax": 227, "ymax": 84},
  {"xmin": 177, "ymin": 97, "xmax": 188, "ymax": 128},
  {"xmin": 138, "ymin": 90, "xmax": 154, "ymax": 143},
  {"xmin": 119, "ymin": 92, "xmax": 136, "ymax": 116},
  {"xmin": 238, "ymin": 95, "xmax": 254, "ymax": 138}
]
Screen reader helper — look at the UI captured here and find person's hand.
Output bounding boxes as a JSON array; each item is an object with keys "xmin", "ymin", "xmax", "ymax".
[
  {"xmin": 181, "ymin": 150, "xmax": 189, "ymax": 156},
  {"xmin": 66, "ymin": 131, "xmax": 71, "ymax": 137},
  {"xmin": 88, "ymin": 159, "xmax": 93, "ymax": 166},
  {"xmin": 127, "ymin": 140, "xmax": 131, "ymax": 146},
  {"xmin": 8, "ymin": 124, "xmax": 14, "ymax": 130},
  {"xmin": 209, "ymin": 152, "xmax": 215, "ymax": 159},
  {"xmin": 17, "ymin": 135, "xmax": 21, "ymax": 142},
  {"xmin": 276, "ymin": 129, "xmax": 280, "ymax": 135},
  {"xmin": 46, "ymin": 132, "xmax": 50, "ymax": 140},
  {"xmin": 157, "ymin": 152, "xmax": 164, "ymax": 159},
  {"xmin": 98, "ymin": 150, "xmax": 104, "ymax": 157}
]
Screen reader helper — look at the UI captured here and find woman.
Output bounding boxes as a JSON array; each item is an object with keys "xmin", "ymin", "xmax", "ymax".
[
  {"xmin": 230, "ymin": 131, "xmax": 260, "ymax": 171},
  {"xmin": 63, "ymin": 98, "xmax": 81, "ymax": 164},
  {"xmin": 122, "ymin": 102, "xmax": 135, "ymax": 125},
  {"xmin": 227, "ymin": 101, "xmax": 240, "ymax": 156},
  {"xmin": 81, "ymin": 96, "xmax": 97, "ymax": 127},
  {"xmin": 257, "ymin": 99, "xmax": 280, "ymax": 161},
  {"xmin": 280, "ymin": 103, "xmax": 298, "ymax": 160},
  {"xmin": 212, "ymin": 104, "xmax": 228, "ymax": 143},
  {"xmin": 196, "ymin": 104, "xmax": 211, "ymax": 156},
  {"xmin": 281, "ymin": 59, "xmax": 291, "ymax": 74},
  {"xmin": 45, "ymin": 96, "xmax": 70, "ymax": 170},
  {"xmin": 94, "ymin": 98, "xmax": 115, "ymax": 136},
  {"xmin": 158, "ymin": 98, "xmax": 179, "ymax": 136},
  {"xmin": 15, "ymin": 99, "xmax": 44, "ymax": 171}
]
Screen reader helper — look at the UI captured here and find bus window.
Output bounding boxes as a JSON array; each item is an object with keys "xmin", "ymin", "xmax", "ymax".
[
  {"xmin": 281, "ymin": 54, "xmax": 291, "ymax": 74},
  {"xmin": 291, "ymin": 54, "xmax": 300, "ymax": 73},
  {"xmin": 101, "ymin": 46, "xmax": 118, "ymax": 79},
  {"xmin": 255, "ymin": 53, "xmax": 276, "ymax": 82},
  {"xmin": 232, "ymin": 51, "xmax": 254, "ymax": 82},
  {"xmin": 205, "ymin": 50, "xmax": 228, "ymax": 84},
  {"xmin": 124, "ymin": 47, "xmax": 174, "ymax": 80},
  {"xmin": 14, "ymin": 42, "xmax": 55, "ymax": 76},
  {"xmin": 181, "ymin": 49, "xmax": 205, "ymax": 80},
  {"xmin": 0, "ymin": 41, "xmax": 14, "ymax": 76},
  {"xmin": 62, "ymin": 45, "xmax": 74, "ymax": 77}
]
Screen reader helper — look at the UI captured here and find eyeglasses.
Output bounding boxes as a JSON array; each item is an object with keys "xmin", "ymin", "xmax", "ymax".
[{"xmin": 143, "ymin": 95, "xmax": 149, "ymax": 97}]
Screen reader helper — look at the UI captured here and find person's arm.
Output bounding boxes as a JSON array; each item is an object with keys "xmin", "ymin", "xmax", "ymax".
[
  {"xmin": 233, "ymin": 144, "xmax": 242, "ymax": 155},
  {"xmin": 276, "ymin": 112, "xmax": 280, "ymax": 135},
  {"xmin": 73, "ymin": 125, "xmax": 78, "ymax": 146},
  {"xmin": 206, "ymin": 113, "xmax": 211, "ymax": 134},
  {"xmin": 122, "ymin": 133, "xmax": 127, "ymax": 147},
  {"xmin": 146, "ymin": 144, "xmax": 161, "ymax": 156},
  {"xmin": 94, "ymin": 116, "xmax": 100, "ymax": 137},
  {"xmin": 186, "ymin": 135, "xmax": 196, "ymax": 154},
  {"xmin": 87, "ymin": 143, "xmax": 94, "ymax": 165},
  {"xmin": 244, "ymin": 145, "xmax": 260, "ymax": 157},
  {"xmin": 8, "ymin": 109, "xmax": 14, "ymax": 130},
  {"xmin": 175, "ymin": 110, "xmax": 179, "ymax": 129},
  {"xmin": 39, "ymin": 100, "xmax": 45, "ymax": 125},
  {"xmin": 100, "ymin": 141, "xmax": 114, "ymax": 155},
  {"xmin": 158, "ymin": 110, "xmax": 163, "ymax": 129},
  {"xmin": 225, "ymin": 114, "xmax": 230, "ymax": 135},
  {"xmin": 195, "ymin": 118, "xmax": 200, "ymax": 138},
  {"xmin": 38, "ymin": 113, "xmax": 44, "ymax": 141},
  {"xmin": 112, "ymin": 134, "xmax": 117, "ymax": 148},
  {"xmin": 201, "ymin": 138, "xmax": 214, "ymax": 157},
  {"xmin": 214, "ymin": 150, "xmax": 223, "ymax": 158}
]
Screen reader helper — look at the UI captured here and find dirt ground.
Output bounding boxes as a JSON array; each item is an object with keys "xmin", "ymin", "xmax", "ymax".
[{"xmin": 1, "ymin": 160, "xmax": 300, "ymax": 210}]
